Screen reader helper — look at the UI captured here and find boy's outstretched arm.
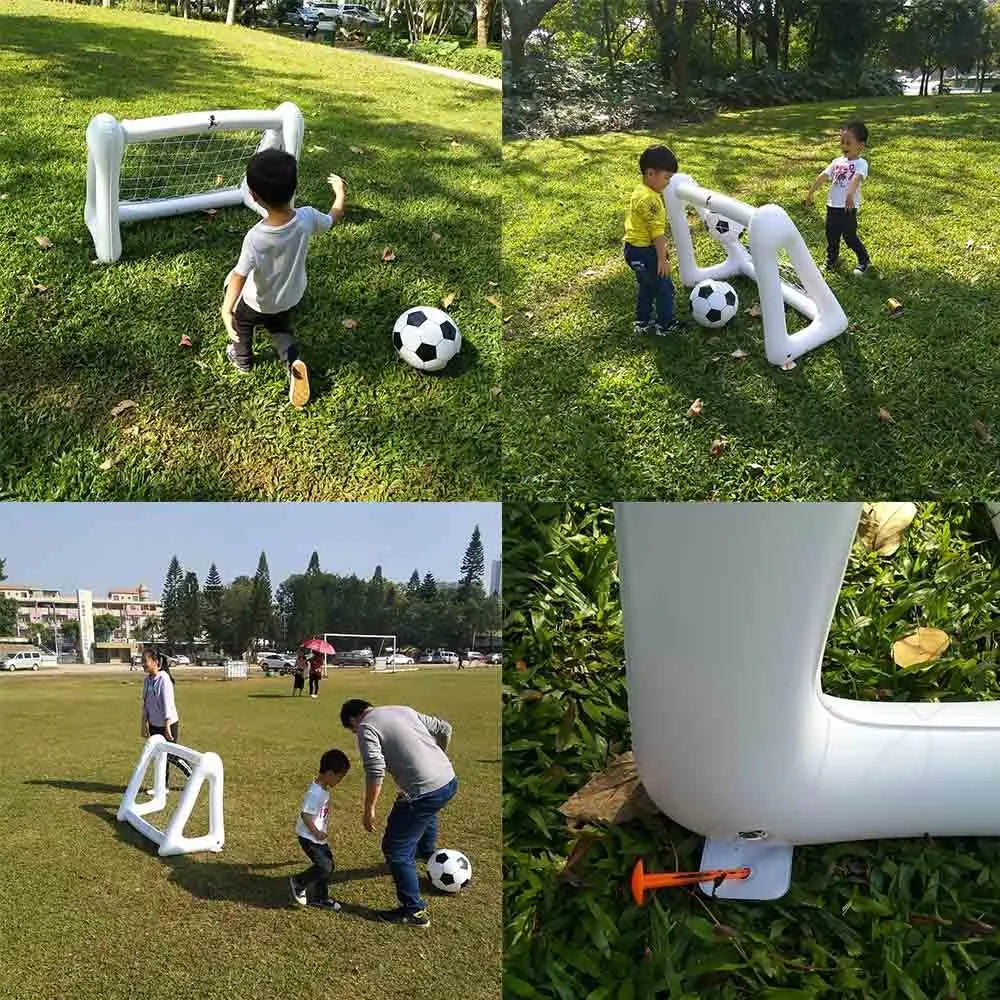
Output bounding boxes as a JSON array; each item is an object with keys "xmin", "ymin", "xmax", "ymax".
[
  {"xmin": 804, "ymin": 170, "xmax": 827, "ymax": 204},
  {"xmin": 221, "ymin": 272, "xmax": 245, "ymax": 341},
  {"xmin": 326, "ymin": 173, "xmax": 347, "ymax": 224}
]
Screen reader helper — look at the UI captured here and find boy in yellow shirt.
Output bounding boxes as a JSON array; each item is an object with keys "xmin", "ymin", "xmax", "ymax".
[{"xmin": 624, "ymin": 145, "xmax": 684, "ymax": 336}]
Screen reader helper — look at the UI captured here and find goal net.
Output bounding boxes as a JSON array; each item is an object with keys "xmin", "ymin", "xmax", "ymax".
[
  {"xmin": 85, "ymin": 102, "xmax": 304, "ymax": 264},
  {"xmin": 322, "ymin": 633, "xmax": 415, "ymax": 673},
  {"xmin": 664, "ymin": 173, "xmax": 847, "ymax": 368}
]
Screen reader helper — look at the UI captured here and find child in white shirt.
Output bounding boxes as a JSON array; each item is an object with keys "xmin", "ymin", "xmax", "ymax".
[
  {"xmin": 805, "ymin": 119, "xmax": 871, "ymax": 276},
  {"xmin": 221, "ymin": 149, "xmax": 347, "ymax": 408},
  {"xmin": 289, "ymin": 748, "xmax": 350, "ymax": 910}
]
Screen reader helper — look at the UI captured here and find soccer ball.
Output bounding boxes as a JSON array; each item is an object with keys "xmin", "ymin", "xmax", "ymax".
[
  {"xmin": 427, "ymin": 849, "xmax": 472, "ymax": 893},
  {"xmin": 392, "ymin": 306, "xmax": 462, "ymax": 373},
  {"xmin": 690, "ymin": 279, "xmax": 739, "ymax": 328},
  {"xmin": 703, "ymin": 211, "xmax": 745, "ymax": 244}
]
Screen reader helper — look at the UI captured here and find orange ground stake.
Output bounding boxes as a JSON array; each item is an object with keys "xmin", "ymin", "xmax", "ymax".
[{"xmin": 631, "ymin": 858, "xmax": 752, "ymax": 905}]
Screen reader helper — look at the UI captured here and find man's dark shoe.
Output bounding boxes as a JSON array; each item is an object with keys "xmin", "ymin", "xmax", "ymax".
[{"xmin": 375, "ymin": 906, "xmax": 430, "ymax": 927}]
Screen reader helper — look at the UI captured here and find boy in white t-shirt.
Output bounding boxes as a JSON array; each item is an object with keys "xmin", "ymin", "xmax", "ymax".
[
  {"xmin": 289, "ymin": 748, "xmax": 350, "ymax": 910},
  {"xmin": 805, "ymin": 119, "xmax": 871, "ymax": 276},
  {"xmin": 221, "ymin": 149, "xmax": 347, "ymax": 408}
]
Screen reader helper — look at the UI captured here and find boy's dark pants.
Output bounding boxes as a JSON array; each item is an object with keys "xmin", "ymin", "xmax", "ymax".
[
  {"xmin": 825, "ymin": 207, "xmax": 870, "ymax": 268},
  {"xmin": 231, "ymin": 299, "xmax": 299, "ymax": 371},
  {"xmin": 296, "ymin": 836, "xmax": 334, "ymax": 901},
  {"xmin": 624, "ymin": 243, "xmax": 674, "ymax": 325}
]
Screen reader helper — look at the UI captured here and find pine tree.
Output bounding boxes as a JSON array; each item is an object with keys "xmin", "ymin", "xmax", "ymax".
[
  {"xmin": 460, "ymin": 525, "xmax": 486, "ymax": 593},
  {"xmin": 307, "ymin": 551, "xmax": 321, "ymax": 575},
  {"xmin": 372, "ymin": 564, "xmax": 384, "ymax": 588},
  {"xmin": 419, "ymin": 572, "xmax": 438, "ymax": 600},
  {"xmin": 407, "ymin": 569, "xmax": 421, "ymax": 594},
  {"xmin": 250, "ymin": 552, "xmax": 275, "ymax": 646},
  {"xmin": 203, "ymin": 563, "xmax": 224, "ymax": 649},
  {"xmin": 161, "ymin": 556, "xmax": 184, "ymax": 643},
  {"xmin": 180, "ymin": 571, "xmax": 201, "ymax": 643}
]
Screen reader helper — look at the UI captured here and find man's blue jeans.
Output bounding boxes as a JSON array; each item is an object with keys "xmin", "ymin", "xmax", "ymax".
[
  {"xmin": 624, "ymin": 242, "xmax": 674, "ymax": 326},
  {"xmin": 382, "ymin": 777, "xmax": 458, "ymax": 913}
]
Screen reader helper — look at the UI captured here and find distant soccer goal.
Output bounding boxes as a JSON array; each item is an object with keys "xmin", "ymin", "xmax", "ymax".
[
  {"xmin": 85, "ymin": 102, "xmax": 304, "ymax": 264},
  {"xmin": 323, "ymin": 632, "xmax": 417, "ymax": 673},
  {"xmin": 665, "ymin": 173, "xmax": 847, "ymax": 368}
]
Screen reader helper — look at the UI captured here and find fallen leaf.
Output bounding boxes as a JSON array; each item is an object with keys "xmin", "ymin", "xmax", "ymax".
[
  {"xmin": 307, "ymin": 144, "xmax": 328, "ymax": 153},
  {"xmin": 442, "ymin": 292, "xmax": 456, "ymax": 309},
  {"xmin": 858, "ymin": 502, "xmax": 917, "ymax": 556},
  {"xmin": 686, "ymin": 398, "xmax": 704, "ymax": 417},
  {"xmin": 878, "ymin": 407, "xmax": 895, "ymax": 423},
  {"xmin": 974, "ymin": 419, "xmax": 991, "ymax": 442},
  {"xmin": 731, "ymin": 348, "xmax": 749, "ymax": 359},
  {"xmin": 35, "ymin": 235, "xmax": 53, "ymax": 249},
  {"xmin": 342, "ymin": 318, "xmax": 358, "ymax": 329},
  {"xmin": 892, "ymin": 627, "xmax": 950, "ymax": 669},
  {"xmin": 349, "ymin": 146, "xmax": 364, "ymax": 154},
  {"xmin": 502, "ymin": 314, "xmax": 514, "ymax": 323},
  {"xmin": 203, "ymin": 208, "xmax": 217, "ymax": 217},
  {"xmin": 450, "ymin": 141, "xmax": 461, "ymax": 151},
  {"xmin": 32, "ymin": 283, "xmax": 48, "ymax": 293},
  {"xmin": 487, "ymin": 280, "xmax": 499, "ymax": 288},
  {"xmin": 745, "ymin": 304, "xmax": 762, "ymax": 317},
  {"xmin": 125, "ymin": 425, "xmax": 142, "ymax": 437},
  {"xmin": 214, "ymin": 175, "xmax": 225, "ymax": 187},
  {"xmin": 559, "ymin": 752, "xmax": 659, "ymax": 825},
  {"xmin": 431, "ymin": 231, "xmax": 442, "ymax": 242},
  {"xmin": 381, "ymin": 247, "xmax": 397, "ymax": 262},
  {"xmin": 966, "ymin": 239, "xmax": 975, "ymax": 250},
  {"xmin": 710, "ymin": 438, "xmax": 728, "ymax": 458},
  {"xmin": 0, "ymin": 193, "xmax": 8, "ymax": 200},
  {"xmin": 486, "ymin": 295, "xmax": 500, "ymax": 307},
  {"xmin": 178, "ymin": 335, "xmax": 193, "ymax": 348},
  {"xmin": 99, "ymin": 458, "xmax": 114, "ymax": 471},
  {"xmin": 110, "ymin": 399, "xmax": 137, "ymax": 417},
  {"xmin": 490, "ymin": 385, "xmax": 501, "ymax": 397}
]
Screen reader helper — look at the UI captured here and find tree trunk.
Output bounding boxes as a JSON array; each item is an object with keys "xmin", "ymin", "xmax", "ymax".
[
  {"xmin": 476, "ymin": 0, "xmax": 493, "ymax": 46},
  {"xmin": 226, "ymin": 0, "xmax": 236, "ymax": 23},
  {"xmin": 764, "ymin": 0, "xmax": 779, "ymax": 68},
  {"xmin": 938, "ymin": 64, "xmax": 944, "ymax": 92},
  {"xmin": 646, "ymin": 0, "xmax": 678, "ymax": 85},
  {"xmin": 735, "ymin": 3, "xmax": 741, "ymax": 63},
  {"xmin": 674, "ymin": 0, "xmax": 699, "ymax": 98},
  {"xmin": 504, "ymin": 0, "xmax": 564, "ymax": 81},
  {"xmin": 601, "ymin": 0, "xmax": 614, "ymax": 74},
  {"xmin": 780, "ymin": 0, "xmax": 790, "ymax": 70}
]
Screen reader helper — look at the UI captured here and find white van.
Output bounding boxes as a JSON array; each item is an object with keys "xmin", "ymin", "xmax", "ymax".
[{"xmin": 3, "ymin": 650, "xmax": 43, "ymax": 671}]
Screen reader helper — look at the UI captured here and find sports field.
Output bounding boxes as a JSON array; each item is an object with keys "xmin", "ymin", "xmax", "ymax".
[
  {"xmin": 503, "ymin": 95, "xmax": 1000, "ymax": 499},
  {"xmin": 0, "ymin": 667, "xmax": 501, "ymax": 1000},
  {"xmin": 0, "ymin": 0, "xmax": 500, "ymax": 500}
]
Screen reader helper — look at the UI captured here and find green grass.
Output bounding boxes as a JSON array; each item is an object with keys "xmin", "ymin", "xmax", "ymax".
[
  {"xmin": 502, "ymin": 96, "xmax": 1000, "ymax": 499},
  {"xmin": 503, "ymin": 503, "xmax": 1000, "ymax": 999},
  {"xmin": 0, "ymin": 0, "xmax": 500, "ymax": 499},
  {"xmin": 0, "ymin": 668, "xmax": 501, "ymax": 1000}
]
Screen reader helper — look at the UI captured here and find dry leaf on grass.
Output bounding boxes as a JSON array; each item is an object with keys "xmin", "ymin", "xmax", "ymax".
[
  {"xmin": 32, "ymin": 283, "xmax": 48, "ymax": 294},
  {"xmin": 486, "ymin": 295, "xmax": 500, "ymax": 307},
  {"xmin": 431, "ymin": 232, "xmax": 442, "ymax": 242},
  {"xmin": 878, "ymin": 407, "xmax": 895, "ymax": 423},
  {"xmin": 710, "ymin": 438, "xmax": 728, "ymax": 458},
  {"xmin": 0, "ymin": 193, "xmax": 9, "ymax": 201},
  {"xmin": 178, "ymin": 335, "xmax": 193, "ymax": 348},
  {"xmin": 381, "ymin": 247, "xmax": 397, "ymax": 263},
  {"xmin": 449, "ymin": 141, "xmax": 461, "ymax": 151},
  {"xmin": 892, "ymin": 627, "xmax": 950, "ymax": 668},
  {"xmin": 966, "ymin": 239, "xmax": 975, "ymax": 250},
  {"xmin": 35, "ymin": 236, "xmax": 53, "ymax": 250},
  {"xmin": 307, "ymin": 145, "xmax": 328, "ymax": 153},
  {"xmin": 490, "ymin": 385, "xmax": 501, "ymax": 398},
  {"xmin": 745, "ymin": 304, "xmax": 762, "ymax": 317},
  {"xmin": 203, "ymin": 208, "xmax": 218, "ymax": 217},
  {"xmin": 99, "ymin": 458, "xmax": 114, "ymax": 472},
  {"xmin": 442, "ymin": 292, "xmax": 456, "ymax": 309},
  {"xmin": 214, "ymin": 175, "xmax": 225, "ymax": 187},
  {"xmin": 558, "ymin": 752, "xmax": 660, "ymax": 826},
  {"xmin": 487, "ymin": 280, "xmax": 499, "ymax": 288},
  {"xmin": 858, "ymin": 501, "xmax": 917, "ymax": 556},
  {"xmin": 974, "ymin": 419, "xmax": 992, "ymax": 442},
  {"xmin": 731, "ymin": 348, "xmax": 749, "ymax": 359},
  {"xmin": 110, "ymin": 399, "xmax": 137, "ymax": 417},
  {"xmin": 502, "ymin": 314, "xmax": 514, "ymax": 323},
  {"xmin": 342, "ymin": 318, "xmax": 358, "ymax": 329},
  {"xmin": 686, "ymin": 398, "xmax": 704, "ymax": 417},
  {"xmin": 349, "ymin": 146, "xmax": 364, "ymax": 155}
]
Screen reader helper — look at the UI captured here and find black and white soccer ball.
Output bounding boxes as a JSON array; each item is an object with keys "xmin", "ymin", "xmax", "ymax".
[
  {"xmin": 689, "ymin": 279, "xmax": 739, "ymax": 328},
  {"xmin": 703, "ymin": 211, "xmax": 745, "ymax": 244},
  {"xmin": 392, "ymin": 306, "xmax": 461, "ymax": 373},
  {"xmin": 427, "ymin": 849, "xmax": 472, "ymax": 893}
]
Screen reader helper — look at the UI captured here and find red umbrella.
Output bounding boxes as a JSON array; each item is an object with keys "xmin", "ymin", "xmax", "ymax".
[{"xmin": 302, "ymin": 638, "xmax": 336, "ymax": 655}]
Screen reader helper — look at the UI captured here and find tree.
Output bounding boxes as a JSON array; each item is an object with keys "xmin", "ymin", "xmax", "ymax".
[
  {"xmin": 179, "ymin": 572, "xmax": 201, "ymax": 644},
  {"xmin": 93, "ymin": 613, "xmax": 121, "ymax": 642},
  {"xmin": 419, "ymin": 572, "xmax": 438, "ymax": 600},
  {"xmin": 133, "ymin": 617, "xmax": 160, "ymax": 642},
  {"xmin": 460, "ymin": 525, "xmax": 486, "ymax": 594},
  {"xmin": 203, "ymin": 564, "xmax": 225, "ymax": 649},
  {"xmin": 407, "ymin": 569, "xmax": 422, "ymax": 594},
  {"xmin": 222, "ymin": 576, "xmax": 256, "ymax": 655},
  {"xmin": 250, "ymin": 552, "xmax": 275, "ymax": 647},
  {"xmin": 977, "ymin": 1, "xmax": 1000, "ymax": 91},
  {"xmin": 160, "ymin": 556, "xmax": 185, "ymax": 644},
  {"xmin": 307, "ymin": 551, "xmax": 321, "ymax": 575},
  {"xmin": 477, "ymin": 0, "xmax": 496, "ymax": 46},
  {"xmin": 505, "ymin": 0, "xmax": 566, "ymax": 79},
  {"xmin": 0, "ymin": 558, "xmax": 16, "ymax": 635}
]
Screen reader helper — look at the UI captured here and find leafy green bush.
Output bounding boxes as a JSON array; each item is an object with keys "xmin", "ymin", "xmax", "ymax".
[
  {"xmin": 504, "ymin": 502, "xmax": 1000, "ymax": 999},
  {"xmin": 363, "ymin": 30, "xmax": 501, "ymax": 77}
]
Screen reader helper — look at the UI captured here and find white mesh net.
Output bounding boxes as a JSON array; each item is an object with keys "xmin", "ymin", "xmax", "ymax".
[{"xmin": 119, "ymin": 130, "xmax": 265, "ymax": 203}]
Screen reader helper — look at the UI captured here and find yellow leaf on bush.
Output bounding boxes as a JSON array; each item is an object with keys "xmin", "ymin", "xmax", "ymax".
[
  {"xmin": 858, "ymin": 501, "xmax": 916, "ymax": 556},
  {"xmin": 892, "ymin": 627, "xmax": 950, "ymax": 668}
]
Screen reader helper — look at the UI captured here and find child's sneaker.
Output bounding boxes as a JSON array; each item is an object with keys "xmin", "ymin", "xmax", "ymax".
[
  {"xmin": 289, "ymin": 359, "xmax": 310, "ymax": 409},
  {"xmin": 375, "ymin": 906, "xmax": 430, "ymax": 927},
  {"xmin": 653, "ymin": 320, "xmax": 686, "ymax": 336},
  {"xmin": 852, "ymin": 262, "xmax": 870, "ymax": 277},
  {"xmin": 308, "ymin": 897, "xmax": 342, "ymax": 911},
  {"xmin": 289, "ymin": 878, "xmax": 307, "ymax": 906},
  {"xmin": 225, "ymin": 344, "xmax": 252, "ymax": 373},
  {"xmin": 633, "ymin": 320, "xmax": 654, "ymax": 336}
]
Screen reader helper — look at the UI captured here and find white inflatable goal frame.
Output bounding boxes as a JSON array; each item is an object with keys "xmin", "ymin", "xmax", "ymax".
[
  {"xmin": 616, "ymin": 502, "xmax": 1000, "ymax": 900},
  {"xmin": 85, "ymin": 102, "xmax": 304, "ymax": 264},
  {"xmin": 117, "ymin": 734, "xmax": 225, "ymax": 856},
  {"xmin": 664, "ymin": 174, "xmax": 847, "ymax": 368}
]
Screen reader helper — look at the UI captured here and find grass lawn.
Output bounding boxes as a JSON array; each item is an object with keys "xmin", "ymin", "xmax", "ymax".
[
  {"xmin": 0, "ymin": 667, "xmax": 501, "ymax": 1000},
  {"xmin": 503, "ymin": 503, "xmax": 1000, "ymax": 999},
  {"xmin": 503, "ymin": 96, "xmax": 1000, "ymax": 499},
  {"xmin": 0, "ymin": 0, "xmax": 500, "ymax": 500}
]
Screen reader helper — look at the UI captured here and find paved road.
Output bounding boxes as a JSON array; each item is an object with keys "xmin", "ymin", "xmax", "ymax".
[{"xmin": 390, "ymin": 57, "xmax": 501, "ymax": 91}]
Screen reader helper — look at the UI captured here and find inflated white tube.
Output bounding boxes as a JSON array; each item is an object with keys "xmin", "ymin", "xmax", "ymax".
[{"xmin": 616, "ymin": 503, "xmax": 1000, "ymax": 899}]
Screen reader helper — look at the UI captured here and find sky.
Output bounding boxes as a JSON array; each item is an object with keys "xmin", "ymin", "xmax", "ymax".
[{"xmin": 0, "ymin": 503, "xmax": 501, "ymax": 597}]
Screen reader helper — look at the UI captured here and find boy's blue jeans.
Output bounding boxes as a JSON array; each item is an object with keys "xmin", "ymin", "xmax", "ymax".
[
  {"xmin": 624, "ymin": 242, "xmax": 674, "ymax": 326},
  {"xmin": 382, "ymin": 776, "xmax": 458, "ymax": 913}
]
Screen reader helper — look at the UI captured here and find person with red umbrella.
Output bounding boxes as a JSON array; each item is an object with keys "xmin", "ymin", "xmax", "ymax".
[{"xmin": 302, "ymin": 637, "xmax": 335, "ymax": 699}]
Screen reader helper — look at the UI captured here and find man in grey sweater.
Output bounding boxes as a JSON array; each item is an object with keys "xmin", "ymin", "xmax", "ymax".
[{"xmin": 340, "ymin": 698, "xmax": 458, "ymax": 928}]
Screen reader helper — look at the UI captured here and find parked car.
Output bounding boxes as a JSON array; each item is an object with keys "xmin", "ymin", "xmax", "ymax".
[
  {"xmin": 386, "ymin": 653, "xmax": 414, "ymax": 665},
  {"xmin": 196, "ymin": 651, "xmax": 227, "ymax": 666},
  {"xmin": 258, "ymin": 652, "xmax": 296, "ymax": 674},
  {"xmin": 305, "ymin": 1, "xmax": 383, "ymax": 30},
  {"xmin": 418, "ymin": 651, "xmax": 436, "ymax": 663},
  {"xmin": 438, "ymin": 650, "xmax": 459, "ymax": 664},
  {"xmin": 466, "ymin": 650, "xmax": 486, "ymax": 663},
  {"xmin": 332, "ymin": 651, "xmax": 375, "ymax": 667},
  {"xmin": 489, "ymin": 652, "xmax": 502, "ymax": 664},
  {"xmin": 166, "ymin": 654, "xmax": 191, "ymax": 666},
  {"xmin": 2, "ymin": 649, "xmax": 43, "ymax": 671},
  {"xmin": 280, "ymin": 5, "xmax": 320, "ymax": 28}
]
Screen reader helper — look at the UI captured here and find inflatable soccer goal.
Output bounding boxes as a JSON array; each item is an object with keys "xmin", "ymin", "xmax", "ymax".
[
  {"xmin": 664, "ymin": 174, "xmax": 847, "ymax": 368},
  {"xmin": 85, "ymin": 102, "xmax": 304, "ymax": 263},
  {"xmin": 117, "ymin": 734, "xmax": 224, "ymax": 857},
  {"xmin": 616, "ymin": 502, "xmax": 1000, "ymax": 900}
]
